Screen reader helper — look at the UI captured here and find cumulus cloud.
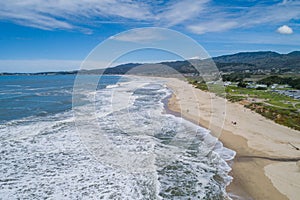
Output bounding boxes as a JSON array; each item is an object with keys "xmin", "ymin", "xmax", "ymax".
[{"xmin": 277, "ymin": 25, "xmax": 293, "ymax": 34}]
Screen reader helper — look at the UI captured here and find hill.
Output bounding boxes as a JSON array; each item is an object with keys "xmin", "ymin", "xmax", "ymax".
[
  {"xmin": 1, "ymin": 51, "xmax": 299, "ymax": 75},
  {"xmin": 213, "ymin": 51, "xmax": 300, "ymax": 72},
  {"xmin": 100, "ymin": 51, "xmax": 300, "ymax": 74}
]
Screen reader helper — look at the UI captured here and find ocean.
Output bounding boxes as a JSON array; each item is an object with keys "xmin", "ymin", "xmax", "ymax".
[{"xmin": 0, "ymin": 75, "xmax": 235, "ymax": 199}]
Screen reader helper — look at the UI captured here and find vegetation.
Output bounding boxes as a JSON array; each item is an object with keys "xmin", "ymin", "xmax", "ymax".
[
  {"xmin": 226, "ymin": 94, "xmax": 245, "ymax": 102},
  {"xmin": 226, "ymin": 86, "xmax": 300, "ymax": 130},
  {"xmin": 187, "ymin": 76, "xmax": 300, "ymax": 131},
  {"xmin": 213, "ymin": 51, "xmax": 300, "ymax": 73},
  {"xmin": 222, "ymin": 73, "xmax": 250, "ymax": 82},
  {"xmin": 187, "ymin": 79, "xmax": 208, "ymax": 91},
  {"xmin": 258, "ymin": 75, "xmax": 300, "ymax": 89},
  {"xmin": 245, "ymin": 103, "xmax": 300, "ymax": 131},
  {"xmin": 237, "ymin": 81, "xmax": 247, "ymax": 88}
]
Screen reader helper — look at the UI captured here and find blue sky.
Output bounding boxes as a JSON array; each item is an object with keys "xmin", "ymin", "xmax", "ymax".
[{"xmin": 0, "ymin": 0, "xmax": 300, "ymax": 72}]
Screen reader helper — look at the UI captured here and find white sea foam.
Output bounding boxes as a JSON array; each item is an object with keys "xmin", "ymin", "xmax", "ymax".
[
  {"xmin": 0, "ymin": 75, "xmax": 235, "ymax": 199},
  {"xmin": 105, "ymin": 84, "xmax": 121, "ymax": 89}
]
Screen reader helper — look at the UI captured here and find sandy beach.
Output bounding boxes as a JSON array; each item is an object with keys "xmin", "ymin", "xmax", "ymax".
[{"xmin": 165, "ymin": 78, "xmax": 300, "ymax": 200}]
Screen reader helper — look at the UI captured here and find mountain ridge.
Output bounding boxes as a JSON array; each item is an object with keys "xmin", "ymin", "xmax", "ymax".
[{"xmin": 1, "ymin": 51, "xmax": 299, "ymax": 75}]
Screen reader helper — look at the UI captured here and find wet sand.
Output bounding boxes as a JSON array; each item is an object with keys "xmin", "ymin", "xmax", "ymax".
[{"xmin": 164, "ymin": 78, "xmax": 300, "ymax": 200}]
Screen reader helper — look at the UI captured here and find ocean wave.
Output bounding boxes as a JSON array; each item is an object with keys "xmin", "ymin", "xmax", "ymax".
[{"xmin": 0, "ymin": 75, "xmax": 234, "ymax": 199}]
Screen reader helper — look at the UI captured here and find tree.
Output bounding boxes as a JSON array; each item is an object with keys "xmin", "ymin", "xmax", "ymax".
[{"xmin": 238, "ymin": 81, "xmax": 247, "ymax": 88}]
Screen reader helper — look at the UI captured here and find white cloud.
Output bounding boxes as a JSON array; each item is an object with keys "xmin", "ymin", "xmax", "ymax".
[
  {"xmin": 0, "ymin": 0, "xmax": 152, "ymax": 32},
  {"xmin": 187, "ymin": 1, "xmax": 300, "ymax": 35},
  {"xmin": 277, "ymin": 25, "xmax": 293, "ymax": 34},
  {"xmin": 110, "ymin": 28, "xmax": 166, "ymax": 43},
  {"xmin": 0, "ymin": 0, "xmax": 209, "ymax": 31},
  {"xmin": 239, "ymin": 2, "xmax": 300, "ymax": 27},
  {"xmin": 0, "ymin": 0, "xmax": 300, "ymax": 35},
  {"xmin": 157, "ymin": 0, "xmax": 209, "ymax": 26},
  {"xmin": 187, "ymin": 21, "xmax": 237, "ymax": 34},
  {"xmin": 188, "ymin": 56, "xmax": 201, "ymax": 60}
]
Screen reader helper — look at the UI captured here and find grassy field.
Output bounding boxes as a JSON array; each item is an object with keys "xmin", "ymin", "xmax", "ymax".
[{"xmin": 187, "ymin": 78, "xmax": 300, "ymax": 131}]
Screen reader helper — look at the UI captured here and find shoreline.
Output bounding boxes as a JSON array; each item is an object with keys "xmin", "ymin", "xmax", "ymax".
[{"xmin": 164, "ymin": 78, "xmax": 300, "ymax": 200}]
